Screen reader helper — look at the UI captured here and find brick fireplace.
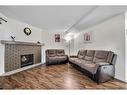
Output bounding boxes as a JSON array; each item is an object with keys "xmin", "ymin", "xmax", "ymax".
[{"xmin": 1, "ymin": 40, "xmax": 44, "ymax": 72}]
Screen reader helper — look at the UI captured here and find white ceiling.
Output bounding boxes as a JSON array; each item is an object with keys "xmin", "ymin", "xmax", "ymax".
[
  {"xmin": 75, "ymin": 6, "xmax": 127, "ymax": 31},
  {"xmin": 0, "ymin": 6, "xmax": 127, "ymax": 32},
  {"xmin": 0, "ymin": 6, "xmax": 95, "ymax": 31}
]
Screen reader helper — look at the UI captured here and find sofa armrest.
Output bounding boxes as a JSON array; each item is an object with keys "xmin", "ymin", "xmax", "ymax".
[
  {"xmin": 95, "ymin": 64, "xmax": 115, "ymax": 83},
  {"xmin": 69, "ymin": 55, "xmax": 77, "ymax": 58}
]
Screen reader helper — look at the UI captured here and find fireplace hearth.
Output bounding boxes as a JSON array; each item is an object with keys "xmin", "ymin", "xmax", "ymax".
[{"xmin": 21, "ymin": 54, "xmax": 34, "ymax": 67}]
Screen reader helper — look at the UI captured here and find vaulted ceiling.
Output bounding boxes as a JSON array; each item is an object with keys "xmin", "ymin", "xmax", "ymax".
[{"xmin": 0, "ymin": 6, "xmax": 127, "ymax": 32}]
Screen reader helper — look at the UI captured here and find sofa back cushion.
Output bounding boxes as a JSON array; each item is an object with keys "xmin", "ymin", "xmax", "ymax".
[
  {"xmin": 107, "ymin": 51, "xmax": 114, "ymax": 63},
  {"xmin": 77, "ymin": 50, "xmax": 86, "ymax": 59},
  {"xmin": 46, "ymin": 49, "xmax": 56, "ymax": 57},
  {"xmin": 57, "ymin": 49, "xmax": 65, "ymax": 56},
  {"xmin": 84, "ymin": 50, "xmax": 95, "ymax": 62},
  {"xmin": 93, "ymin": 50, "xmax": 114, "ymax": 63}
]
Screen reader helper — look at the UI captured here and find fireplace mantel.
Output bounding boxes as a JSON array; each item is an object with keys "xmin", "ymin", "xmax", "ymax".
[{"xmin": 1, "ymin": 40, "xmax": 45, "ymax": 46}]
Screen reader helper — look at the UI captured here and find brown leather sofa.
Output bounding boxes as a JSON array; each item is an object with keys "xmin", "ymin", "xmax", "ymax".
[
  {"xmin": 69, "ymin": 50, "xmax": 117, "ymax": 83},
  {"xmin": 46, "ymin": 49, "xmax": 68, "ymax": 65}
]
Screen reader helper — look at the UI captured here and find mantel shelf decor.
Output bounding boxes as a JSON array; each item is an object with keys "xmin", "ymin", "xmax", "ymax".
[{"xmin": 1, "ymin": 40, "xmax": 45, "ymax": 46}]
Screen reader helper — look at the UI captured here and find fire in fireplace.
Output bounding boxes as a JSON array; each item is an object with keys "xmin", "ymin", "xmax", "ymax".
[{"xmin": 21, "ymin": 54, "xmax": 34, "ymax": 67}]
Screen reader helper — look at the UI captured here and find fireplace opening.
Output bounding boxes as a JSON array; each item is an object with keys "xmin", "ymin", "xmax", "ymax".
[{"xmin": 21, "ymin": 54, "xmax": 34, "ymax": 67}]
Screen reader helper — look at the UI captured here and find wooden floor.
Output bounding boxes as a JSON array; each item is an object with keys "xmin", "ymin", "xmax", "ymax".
[{"xmin": 3, "ymin": 64, "xmax": 127, "ymax": 89}]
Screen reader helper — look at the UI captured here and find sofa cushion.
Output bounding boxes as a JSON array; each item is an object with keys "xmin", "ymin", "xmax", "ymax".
[
  {"xmin": 84, "ymin": 50, "xmax": 95, "ymax": 61},
  {"xmin": 93, "ymin": 58, "xmax": 106, "ymax": 63},
  {"xmin": 56, "ymin": 56, "xmax": 67, "ymax": 61},
  {"xmin": 69, "ymin": 58, "xmax": 79, "ymax": 63},
  {"xmin": 48, "ymin": 56, "xmax": 57, "ymax": 60},
  {"xmin": 93, "ymin": 51, "xmax": 111, "ymax": 63},
  {"xmin": 96, "ymin": 62, "xmax": 110, "ymax": 66},
  {"xmin": 84, "ymin": 56, "xmax": 93, "ymax": 61},
  {"xmin": 72, "ymin": 59, "xmax": 86, "ymax": 67},
  {"xmin": 79, "ymin": 63, "xmax": 99, "ymax": 74},
  {"xmin": 77, "ymin": 50, "xmax": 86, "ymax": 59},
  {"xmin": 94, "ymin": 51, "xmax": 108, "ymax": 59},
  {"xmin": 57, "ymin": 56, "xmax": 66, "ymax": 59},
  {"xmin": 47, "ymin": 50, "xmax": 56, "ymax": 57},
  {"xmin": 47, "ymin": 56, "xmax": 58, "ymax": 63},
  {"xmin": 86, "ymin": 50, "xmax": 95, "ymax": 57},
  {"xmin": 74, "ymin": 59, "xmax": 85, "ymax": 64},
  {"xmin": 84, "ymin": 60, "xmax": 93, "ymax": 64},
  {"xmin": 107, "ymin": 51, "xmax": 114, "ymax": 63},
  {"xmin": 57, "ymin": 50, "xmax": 65, "ymax": 56}
]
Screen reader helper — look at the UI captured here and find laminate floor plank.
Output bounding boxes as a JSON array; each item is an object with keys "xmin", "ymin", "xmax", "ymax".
[{"xmin": 3, "ymin": 64, "xmax": 127, "ymax": 89}]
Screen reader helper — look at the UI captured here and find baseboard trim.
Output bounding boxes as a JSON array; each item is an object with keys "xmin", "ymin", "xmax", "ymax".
[
  {"xmin": 114, "ymin": 78, "xmax": 127, "ymax": 83},
  {"xmin": 1, "ymin": 63, "xmax": 45, "ymax": 76}
]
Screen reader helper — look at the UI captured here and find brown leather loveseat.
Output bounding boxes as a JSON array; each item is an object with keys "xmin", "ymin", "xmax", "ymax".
[
  {"xmin": 46, "ymin": 49, "xmax": 68, "ymax": 65},
  {"xmin": 69, "ymin": 50, "xmax": 117, "ymax": 83}
]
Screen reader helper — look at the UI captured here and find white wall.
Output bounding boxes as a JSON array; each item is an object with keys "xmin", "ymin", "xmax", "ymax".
[
  {"xmin": 72, "ymin": 14, "xmax": 126, "ymax": 82},
  {"xmin": 0, "ymin": 12, "xmax": 42, "ymax": 75},
  {"xmin": 0, "ymin": 18, "xmax": 42, "ymax": 42},
  {"xmin": 125, "ymin": 12, "xmax": 127, "ymax": 82},
  {"xmin": 41, "ymin": 30, "xmax": 68, "ymax": 63},
  {"xmin": 0, "ymin": 13, "xmax": 7, "ymax": 75}
]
